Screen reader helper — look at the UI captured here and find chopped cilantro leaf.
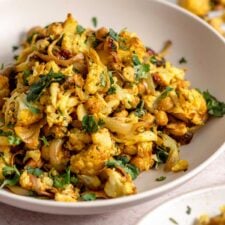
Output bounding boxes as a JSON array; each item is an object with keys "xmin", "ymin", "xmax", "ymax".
[
  {"xmin": 40, "ymin": 136, "xmax": 49, "ymax": 146},
  {"xmin": 186, "ymin": 205, "xmax": 191, "ymax": 215},
  {"xmin": 82, "ymin": 115, "xmax": 99, "ymax": 133},
  {"xmin": 91, "ymin": 17, "xmax": 98, "ymax": 27},
  {"xmin": 179, "ymin": 57, "xmax": 187, "ymax": 64},
  {"xmin": 106, "ymin": 156, "xmax": 140, "ymax": 180},
  {"xmin": 26, "ymin": 70, "xmax": 65, "ymax": 102},
  {"xmin": 0, "ymin": 165, "xmax": 20, "ymax": 188},
  {"xmin": 27, "ymin": 167, "xmax": 43, "ymax": 177},
  {"xmin": 132, "ymin": 54, "xmax": 141, "ymax": 66},
  {"xmin": 23, "ymin": 69, "xmax": 32, "ymax": 86},
  {"xmin": 202, "ymin": 90, "xmax": 225, "ymax": 117},
  {"xmin": 81, "ymin": 193, "xmax": 96, "ymax": 201},
  {"xmin": 76, "ymin": 25, "xmax": 85, "ymax": 35},
  {"xmin": 12, "ymin": 46, "xmax": 19, "ymax": 52},
  {"xmin": 0, "ymin": 63, "xmax": 4, "ymax": 70},
  {"xmin": 169, "ymin": 218, "xmax": 179, "ymax": 225},
  {"xmin": 135, "ymin": 100, "xmax": 146, "ymax": 117},
  {"xmin": 8, "ymin": 135, "xmax": 21, "ymax": 145},
  {"xmin": 109, "ymin": 28, "xmax": 119, "ymax": 41},
  {"xmin": 155, "ymin": 176, "xmax": 166, "ymax": 181},
  {"xmin": 107, "ymin": 86, "xmax": 117, "ymax": 95},
  {"xmin": 150, "ymin": 56, "xmax": 158, "ymax": 64}
]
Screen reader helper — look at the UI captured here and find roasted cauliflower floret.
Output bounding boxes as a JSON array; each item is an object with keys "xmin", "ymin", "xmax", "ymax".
[
  {"xmin": 70, "ymin": 145, "xmax": 110, "ymax": 176},
  {"xmin": 85, "ymin": 94, "xmax": 111, "ymax": 115},
  {"xmin": 168, "ymin": 88, "xmax": 208, "ymax": 125},
  {"xmin": 19, "ymin": 171, "xmax": 53, "ymax": 196},
  {"xmin": 103, "ymin": 168, "xmax": 136, "ymax": 198},
  {"xmin": 66, "ymin": 128, "xmax": 91, "ymax": 152},
  {"xmin": 46, "ymin": 82, "xmax": 79, "ymax": 127},
  {"xmin": 131, "ymin": 142, "xmax": 154, "ymax": 171},
  {"xmin": 91, "ymin": 128, "xmax": 113, "ymax": 149},
  {"xmin": 55, "ymin": 184, "xmax": 79, "ymax": 202}
]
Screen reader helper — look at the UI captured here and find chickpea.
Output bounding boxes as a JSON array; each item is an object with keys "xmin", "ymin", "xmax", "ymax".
[{"xmin": 155, "ymin": 111, "xmax": 168, "ymax": 126}]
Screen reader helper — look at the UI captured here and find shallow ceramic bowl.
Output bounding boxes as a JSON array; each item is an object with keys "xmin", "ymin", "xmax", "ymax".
[
  {"xmin": 0, "ymin": 0, "xmax": 225, "ymax": 215},
  {"xmin": 137, "ymin": 185, "xmax": 225, "ymax": 225}
]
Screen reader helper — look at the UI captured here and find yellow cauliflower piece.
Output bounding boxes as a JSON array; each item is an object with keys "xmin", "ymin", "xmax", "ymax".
[
  {"xmin": 91, "ymin": 128, "xmax": 113, "ymax": 149},
  {"xmin": 171, "ymin": 160, "xmax": 189, "ymax": 172},
  {"xmin": 131, "ymin": 142, "xmax": 154, "ymax": 171},
  {"xmin": 66, "ymin": 128, "xmax": 91, "ymax": 151},
  {"xmin": 103, "ymin": 168, "xmax": 136, "ymax": 198},
  {"xmin": 85, "ymin": 94, "xmax": 111, "ymax": 115},
  {"xmin": 168, "ymin": 88, "xmax": 208, "ymax": 125},
  {"xmin": 179, "ymin": 0, "xmax": 210, "ymax": 16},
  {"xmin": 61, "ymin": 14, "xmax": 77, "ymax": 52},
  {"xmin": 55, "ymin": 184, "xmax": 79, "ymax": 202},
  {"xmin": 46, "ymin": 83, "xmax": 79, "ymax": 127},
  {"xmin": 70, "ymin": 145, "xmax": 110, "ymax": 176},
  {"xmin": 84, "ymin": 62, "xmax": 108, "ymax": 94},
  {"xmin": 152, "ymin": 62, "xmax": 185, "ymax": 87},
  {"xmin": 20, "ymin": 171, "xmax": 53, "ymax": 195},
  {"xmin": 0, "ymin": 158, "xmax": 6, "ymax": 180},
  {"xmin": 0, "ymin": 75, "xmax": 9, "ymax": 108}
]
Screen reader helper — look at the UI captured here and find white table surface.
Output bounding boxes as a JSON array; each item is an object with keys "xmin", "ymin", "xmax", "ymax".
[{"xmin": 1, "ymin": 0, "xmax": 225, "ymax": 224}]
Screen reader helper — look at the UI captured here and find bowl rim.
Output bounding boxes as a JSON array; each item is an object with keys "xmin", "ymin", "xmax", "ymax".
[
  {"xmin": 0, "ymin": 0, "xmax": 225, "ymax": 210},
  {"xmin": 137, "ymin": 184, "xmax": 225, "ymax": 225}
]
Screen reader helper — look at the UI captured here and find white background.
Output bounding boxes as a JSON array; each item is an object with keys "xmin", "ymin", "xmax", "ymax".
[{"xmin": 1, "ymin": 0, "xmax": 225, "ymax": 225}]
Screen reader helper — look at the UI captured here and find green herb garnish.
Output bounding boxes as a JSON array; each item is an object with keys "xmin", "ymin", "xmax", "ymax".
[
  {"xmin": 26, "ymin": 70, "xmax": 65, "ymax": 102},
  {"xmin": 179, "ymin": 57, "xmax": 187, "ymax": 64},
  {"xmin": 107, "ymin": 86, "xmax": 117, "ymax": 95},
  {"xmin": 154, "ymin": 146, "xmax": 169, "ymax": 168},
  {"xmin": 0, "ymin": 63, "xmax": 4, "ymax": 70},
  {"xmin": 132, "ymin": 54, "xmax": 150, "ymax": 81},
  {"xmin": 169, "ymin": 218, "xmax": 179, "ymax": 224},
  {"xmin": 53, "ymin": 168, "xmax": 77, "ymax": 188},
  {"xmin": 82, "ymin": 115, "xmax": 100, "ymax": 133},
  {"xmin": 155, "ymin": 176, "xmax": 166, "ymax": 181},
  {"xmin": 0, "ymin": 129, "xmax": 21, "ymax": 146},
  {"xmin": 202, "ymin": 90, "xmax": 225, "ymax": 117},
  {"xmin": 81, "ymin": 193, "xmax": 96, "ymax": 201},
  {"xmin": 91, "ymin": 17, "xmax": 98, "ymax": 28},
  {"xmin": 135, "ymin": 100, "xmax": 146, "ymax": 118},
  {"xmin": 150, "ymin": 56, "xmax": 158, "ymax": 64},
  {"xmin": 12, "ymin": 46, "xmax": 19, "ymax": 52},
  {"xmin": 100, "ymin": 73, "xmax": 106, "ymax": 87},
  {"xmin": 27, "ymin": 167, "xmax": 43, "ymax": 177},
  {"xmin": 23, "ymin": 69, "xmax": 32, "ymax": 86},
  {"xmin": 186, "ymin": 205, "xmax": 191, "ymax": 215},
  {"xmin": 24, "ymin": 100, "xmax": 40, "ymax": 114},
  {"xmin": 107, "ymin": 71, "xmax": 117, "ymax": 95},
  {"xmin": 40, "ymin": 136, "xmax": 49, "ymax": 146},
  {"xmin": 76, "ymin": 25, "xmax": 85, "ymax": 35},
  {"xmin": 106, "ymin": 156, "xmax": 140, "ymax": 180},
  {"xmin": 14, "ymin": 55, "xmax": 18, "ymax": 61},
  {"xmin": 8, "ymin": 135, "xmax": 21, "ymax": 146},
  {"xmin": 0, "ymin": 165, "xmax": 20, "ymax": 188},
  {"xmin": 109, "ymin": 28, "xmax": 119, "ymax": 41}
]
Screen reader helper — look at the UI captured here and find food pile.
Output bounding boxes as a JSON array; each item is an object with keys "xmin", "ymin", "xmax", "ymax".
[
  {"xmin": 195, "ymin": 207, "xmax": 225, "ymax": 225},
  {"xmin": 0, "ymin": 14, "xmax": 224, "ymax": 202},
  {"xmin": 179, "ymin": 0, "xmax": 225, "ymax": 36}
]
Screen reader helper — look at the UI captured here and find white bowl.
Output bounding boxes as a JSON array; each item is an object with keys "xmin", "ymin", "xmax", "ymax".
[
  {"xmin": 0, "ymin": 0, "xmax": 225, "ymax": 215},
  {"xmin": 137, "ymin": 185, "xmax": 225, "ymax": 225}
]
